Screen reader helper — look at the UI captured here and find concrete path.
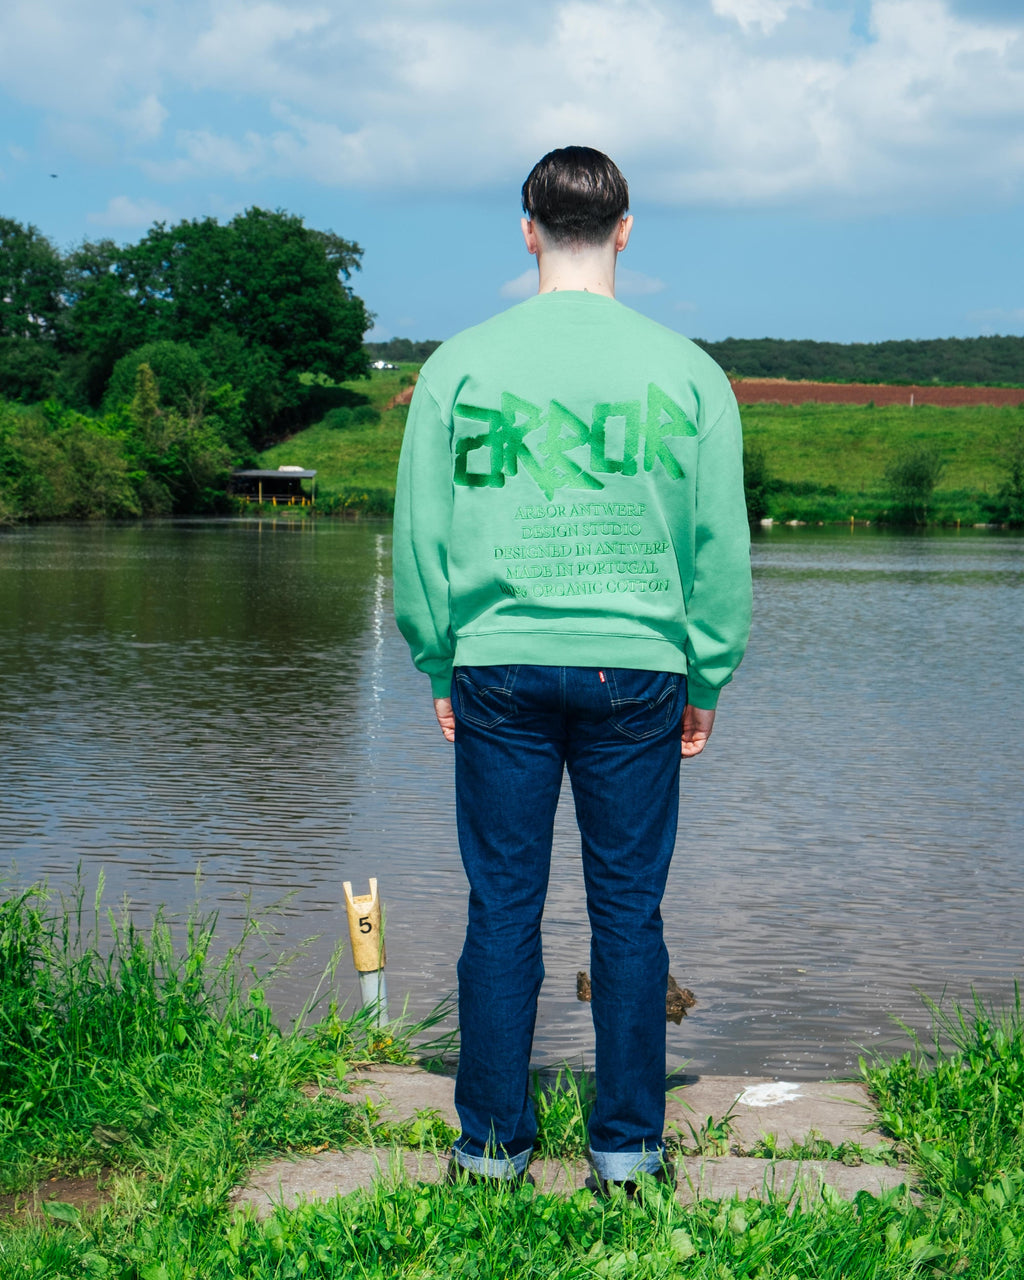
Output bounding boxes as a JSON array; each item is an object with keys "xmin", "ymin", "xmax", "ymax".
[{"xmin": 234, "ymin": 1067, "xmax": 914, "ymax": 1218}]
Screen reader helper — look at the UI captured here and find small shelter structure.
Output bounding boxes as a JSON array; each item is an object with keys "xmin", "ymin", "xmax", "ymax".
[{"xmin": 229, "ymin": 466, "xmax": 317, "ymax": 507}]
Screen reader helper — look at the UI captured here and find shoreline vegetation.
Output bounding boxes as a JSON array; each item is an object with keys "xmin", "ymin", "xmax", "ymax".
[
  {"xmin": 3, "ymin": 361, "xmax": 1024, "ymax": 529},
  {"xmin": 3, "ymin": 879, "xmax": 1024, "ymax": 1277}
]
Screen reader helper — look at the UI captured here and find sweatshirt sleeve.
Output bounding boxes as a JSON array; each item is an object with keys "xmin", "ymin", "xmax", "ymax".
[
  {"xmin": 392, "ymin": 376, "xmax": 456, "ymax": 698},
  {"xmin": 683, "ymin": 393, "xmax": 752, "ymax": 710}
]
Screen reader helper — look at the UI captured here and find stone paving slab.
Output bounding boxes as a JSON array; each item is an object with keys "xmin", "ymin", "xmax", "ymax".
[
  {"xmin": 233, "ymin": 1149, "xmax": 913, "ymax": 1219},
  {"xmin": 665, "ymin": 1076, "xmax": 882, "ymax": 1151},
  {"xmin": 235, "ymin": 1066, "xmax": 913, "ymax": 1217},
  {"xmin": 675, "ymin": 1157, "xmax": 911, "ymax": 1206}
]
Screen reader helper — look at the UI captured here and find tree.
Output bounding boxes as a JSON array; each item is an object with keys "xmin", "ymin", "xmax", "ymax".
[
  {"xmin": 0, "ymin": 218, "xmax": 65, "ymax": 401},
  {"xmin": 62, "ymin": 209, "xmax": 371, "ymax": 443},
  {"xmin": 62, "ymin": 238, "xmax": 152, "ymax": 405}
]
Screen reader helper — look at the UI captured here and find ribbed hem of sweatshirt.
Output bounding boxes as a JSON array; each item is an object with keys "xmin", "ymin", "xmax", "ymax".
[{"xmin": 452, "ymin": 631, "xmax": 688, "ymax": 677}]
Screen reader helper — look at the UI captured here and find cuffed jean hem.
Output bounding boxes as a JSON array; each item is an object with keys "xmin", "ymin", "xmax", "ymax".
[
  {"xmin": 451, "ymin": 1146, "xmax": 533, "ymax": 1180},
  {"xmin": 588, "ymin": 1146, "xmax": 665, "ymax": 1182}
]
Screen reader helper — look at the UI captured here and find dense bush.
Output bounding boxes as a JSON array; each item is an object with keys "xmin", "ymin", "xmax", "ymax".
[
  {"xmin": 0, "ymin": 362, "xmax": 237, "ymax": 521},
  {"xmin": 884, "ymin": 445, "xmax": 945, "ymax": 525}
]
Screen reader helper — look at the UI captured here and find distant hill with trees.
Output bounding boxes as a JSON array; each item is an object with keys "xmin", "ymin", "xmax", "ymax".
[
  {"xmin": 365, "ymin": 333, "xmax": 1024, "ymax": 385},
  {"xmin": 692, "ymin": 336, "xmax": 1024, "ymax": 386},
  {"xmin": 364, "ymin": 338, "xmax": 442, "ymax": 364}
]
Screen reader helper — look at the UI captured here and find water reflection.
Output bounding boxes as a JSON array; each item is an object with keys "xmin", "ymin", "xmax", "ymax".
[{"xmin": 1, "ymin": 520, "xmax": 1022, "ymax": 1077}]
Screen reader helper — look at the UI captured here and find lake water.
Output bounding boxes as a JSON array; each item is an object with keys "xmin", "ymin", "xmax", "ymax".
[{"xmin": 2, "ymin": 519, "xmax": 1022, "ymax": 1078}]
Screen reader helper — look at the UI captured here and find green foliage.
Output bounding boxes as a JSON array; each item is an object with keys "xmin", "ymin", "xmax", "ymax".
[
  {"xmin": 0, "ymin": 220, "xmax": 64, "ymax": 343},
  {"xmin": 0, "ymin": 400, "xmax": 141, "ymax": 520},
  {"xmin": 697, "ymin": 335, "xmax": 1024, "ymax": 385},
  {"xmin": 258, "ymin": 368, "xmax": 411, "ymax": 514},
  {"xmin": 884, "ymin": 445, "xmax": 945, "ymax": 524},
  {"xmin": 0, "ymin": 363, "xmax": 240, "ymax": 520},
  {"xmin": 58, "ymin": 209, "xmax": 370, "ymax": 443}
]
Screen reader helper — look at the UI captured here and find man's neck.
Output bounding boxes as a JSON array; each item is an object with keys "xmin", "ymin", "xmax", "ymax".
[{"xmin": 536, "ymin": 246, "xmax": 619, "ymax": 298}]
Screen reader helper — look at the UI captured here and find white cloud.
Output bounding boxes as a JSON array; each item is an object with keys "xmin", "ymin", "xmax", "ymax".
[
  {"xmin": 88, "ymin": 195, "xmax": 175, "ymax": 228},
  {"xmin": 145, "ymin": 128, "xmax": 270, "ymax": 182},
  {"xmin": 499, "ymin": 269, "xmax": 537, "ymax": 300},
  {"xmin": 123, "ymin": 94, "xmax": 168, "ymax": 142},
  {"xmin": 711, "ymin": 0, "xmax": 811, "ymax": 36},
  {"xmin": 967, "ymin": 307, "xmax": 1024, "ymax": 334},
  {"xmin": 1, "ymin": 0, "xmax": 1024, "ymax": 216},
  {"xmin": 616, "ymin": 268, "xmax": 666, "ymax": 297}
]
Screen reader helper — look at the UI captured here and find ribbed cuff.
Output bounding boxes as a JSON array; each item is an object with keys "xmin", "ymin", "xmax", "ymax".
[
  {"xmin": 684, "ymin": 680, "xmax": 720, "ymax": 710},
  {"xmin": 428, "ymin": 669, "xmax": 453, "ymax": 698}
]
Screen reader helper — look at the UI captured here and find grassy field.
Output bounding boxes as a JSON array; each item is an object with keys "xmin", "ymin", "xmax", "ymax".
[
  {"xmin": 263, "ymin": 370, "xmax": 1024, "ymax": 525},
  {"xmin": 4, "ymin": 879, "xmax": 1024, "ymax": 1278}
]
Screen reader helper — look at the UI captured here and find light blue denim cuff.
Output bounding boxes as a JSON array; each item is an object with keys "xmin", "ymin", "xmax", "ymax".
[
  {"xmin": 451, "ymin": 1146, "xmax": 532, "ymax": 1179},
  {"xmin": 588, "ymin": 1146, "xmax": 664, "ymax": 1182}
]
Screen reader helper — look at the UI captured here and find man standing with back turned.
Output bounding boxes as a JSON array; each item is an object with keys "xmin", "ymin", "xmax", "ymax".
[{"xmin": 393, "ymin": 147, "xmax": 751, "ymax": 1192}]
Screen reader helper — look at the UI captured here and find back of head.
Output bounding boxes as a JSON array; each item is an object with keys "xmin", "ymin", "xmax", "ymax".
[{"xmin": 521, "ymin": 147, "xmax": 629, "ymax": 250}]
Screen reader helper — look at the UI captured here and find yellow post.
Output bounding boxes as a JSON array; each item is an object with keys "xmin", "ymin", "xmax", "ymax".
[{"xmin": 343, "ymin": 879, "xmax": 388, "ymax": 1023}]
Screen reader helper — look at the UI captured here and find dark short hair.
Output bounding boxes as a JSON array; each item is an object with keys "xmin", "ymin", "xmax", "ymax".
[{"xmin": 521, "ymin": 147, "xmax": 629, "ymax": 248}]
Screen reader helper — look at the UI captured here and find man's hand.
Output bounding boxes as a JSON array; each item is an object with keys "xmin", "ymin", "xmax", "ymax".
[
  {"xmin": 681, "ymin": 704, "xmax": 715, "ymax": 758},
  {"xmin": 434, "ymin": 697, "xmax": 455, "ymax": 743}
]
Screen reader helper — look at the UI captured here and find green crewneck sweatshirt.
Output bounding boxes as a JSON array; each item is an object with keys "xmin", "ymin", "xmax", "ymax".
[{"xmin": 393, "ymin": 291, "xmax": 751, "ymax": 709}]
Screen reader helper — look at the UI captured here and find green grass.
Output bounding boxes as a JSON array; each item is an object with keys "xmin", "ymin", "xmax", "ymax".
[
  {"xmin": 264, "ymin": 371, "xmax": 1024, "ymax": 525},
  {"xmin": 5, "ymin": 878, "xmax": 1024, "ymax": 1277}
]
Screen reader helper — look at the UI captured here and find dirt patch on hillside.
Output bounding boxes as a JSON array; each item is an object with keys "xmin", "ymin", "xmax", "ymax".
[
  {"xmin": 384, "ymin": 380, "xmax": 417, "ymax": 411},
  {"xmin": 731, "ymin": 379, "xmax": 1024, "ymax": 407}
]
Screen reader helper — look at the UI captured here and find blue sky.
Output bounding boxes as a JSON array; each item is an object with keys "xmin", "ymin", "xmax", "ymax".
[{"xmin": 2, "ymin": 0, "xmax": 1023, "ymax": 344}]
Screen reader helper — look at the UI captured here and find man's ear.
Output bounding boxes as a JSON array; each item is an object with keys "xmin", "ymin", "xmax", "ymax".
[
  {"xmin": 615, "ymin": 215, "xmax": 634, "ymax": 253},
  {"xmin": 522, "ymin": 217, "xmax": 540, "ymax": 256}
]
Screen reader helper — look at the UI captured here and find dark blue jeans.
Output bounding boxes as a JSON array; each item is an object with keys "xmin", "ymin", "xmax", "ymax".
[{"xmin": 450, "ymin": 664, "xmax": 686, "ymax": 1181}]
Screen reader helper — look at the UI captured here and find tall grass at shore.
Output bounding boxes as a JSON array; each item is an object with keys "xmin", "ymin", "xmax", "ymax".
[
  {"xmin": 4, "ymin": 877, "xmax": 1024, "ymax": 1277},
  {"xmin": 0, "ymin": 877, "xmax": 450, "ymax": 1198},
  {"xmin": 265, "ymin": 369, "xmax": 1024, "ymax": 525}
]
